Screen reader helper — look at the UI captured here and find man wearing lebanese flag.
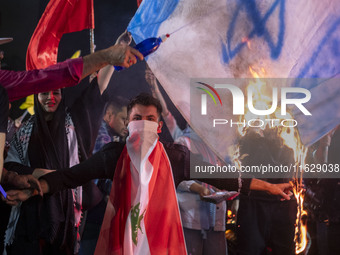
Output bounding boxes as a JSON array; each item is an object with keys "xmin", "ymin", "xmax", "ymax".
[
  {"xmin": 95, "ymin": 97, "xmax": 187, "ymax": 254},
  {"xmin": 4, "ymin": 94, "xmax": 294, "ymax": 254}
]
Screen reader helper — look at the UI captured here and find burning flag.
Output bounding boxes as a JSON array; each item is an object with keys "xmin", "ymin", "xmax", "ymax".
[
  {"xmin": 127, "ymin": 1, "xmax": 339, "ymax": 253},
  {"xmin": 128, "ymin": 0, "xmax": 340, "ymax": 162}
]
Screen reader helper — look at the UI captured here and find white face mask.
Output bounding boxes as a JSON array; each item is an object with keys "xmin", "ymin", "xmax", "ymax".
[{"xmin": 126, "ymin": 120, "xmax": 159, "ymax": 170}]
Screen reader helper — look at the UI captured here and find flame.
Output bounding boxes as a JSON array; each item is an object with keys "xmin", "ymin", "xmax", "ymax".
[
  {"xmin": 291, "ymin": 175, "xmax": 308, "ymax": 254},
  {"xmin": 248, "ymin": 66, "xmax": 260, "ymax": 78},
  {"xmin": 232, "ymin": 66, "xmax": 309, "ymax": 254},
  {"xmin": 242, "ymin": 37, "xmax": 251, "ymax": 49},
  {"xmin": 237, "ymin": 67, "xmax": 274, "ymax": 136}
]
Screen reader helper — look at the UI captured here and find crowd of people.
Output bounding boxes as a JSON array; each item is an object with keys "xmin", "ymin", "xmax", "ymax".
[{"xmin": 0, "ymin": 32, "xmax": 339, "ymax": 255}]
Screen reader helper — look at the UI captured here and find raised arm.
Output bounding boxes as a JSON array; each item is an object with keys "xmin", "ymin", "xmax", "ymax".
[
  {"xmin": 97, "ymin": 30, "xmax": 133, "ymax": 94},
  {"xmin": 166, "ymin": 143, "xmax": 292, "ymax": 200},
  {"xmin": 82, "ymin": 44, "xmax": 142, "ymax": 80},
  {"xmin": 1, "ymin": 168, "xmax": 42, "ymax": 195},
  {"xmin": 1, "ymin": 44, "xmax": 143, "ymax": 102},
  {"xmin": 4, "ymin": 142, "xmax": 124, "ymax": 204},
  {"xmin": 145, "ymin": 65, "xmax": 183, "ymax": 140},
  {"xmin": 145, "ymin": 65, "xmax": 170, "ymax": 117}
]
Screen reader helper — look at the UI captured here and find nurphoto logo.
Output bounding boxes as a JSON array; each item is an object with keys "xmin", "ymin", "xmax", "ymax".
[{"xmin": 196, "ymin": 80, "xmax": 312, "ymax": 129}]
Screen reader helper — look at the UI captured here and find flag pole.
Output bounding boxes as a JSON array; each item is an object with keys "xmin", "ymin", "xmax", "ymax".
[
  {"xmin": 89, "ymin": 0, "xmax": 95, "ymax": 54},
  {"xmin": 90, "ymin": 29, "xmax": 95, "ymax": 54},
  {"xmin": 89, "ymin": 0, "xmax": 95, "ymax": 81}
]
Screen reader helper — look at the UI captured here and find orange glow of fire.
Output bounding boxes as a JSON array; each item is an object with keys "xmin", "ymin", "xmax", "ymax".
[
  {"xmin": 292, "ymin": 144, "xmax": 308, "ymax": 254},
  {"xmin": 242, "ymin": 37, "xmax": 251, "ymax": 49},
  {"xmin": 237, "ymin": 67, "xmax": 276, "ymax": 136},
  {"xmin": 291, "ymin": 176, "xmax": 308, "ymax": 254},
  {"xmin": 233, "ymin": 67, "xmax": 309, "ymax": 254}
]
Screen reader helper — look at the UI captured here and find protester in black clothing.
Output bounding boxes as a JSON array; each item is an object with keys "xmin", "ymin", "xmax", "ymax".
[
  {"xmin": 236, "ymin": 131, "xmax": 297, "ymax": 255},
  {"xmin": 310, "ymin": 126, "xmax": 340, "ymax": 255},
  {"xmin": 4, "ymin": 77, "xmax": 106, "ymax": 255}
]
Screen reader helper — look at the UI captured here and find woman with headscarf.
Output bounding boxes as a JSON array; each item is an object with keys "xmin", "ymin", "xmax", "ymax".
[{"xmin": 3, "ymin": 76, "xmax": 106, "ymax": 255}]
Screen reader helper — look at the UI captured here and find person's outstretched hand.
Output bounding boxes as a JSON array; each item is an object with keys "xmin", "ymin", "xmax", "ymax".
[
  {"xmin": 104, "ymin": 44, "xmax": 143, "ymax": 68},
  {"xmin": 3, "ymin": 188, "xmax": 39, "ymax": 206},
  {"xmin": 2, "ymin": 171, "xmax": 42, "ymax": 196}
]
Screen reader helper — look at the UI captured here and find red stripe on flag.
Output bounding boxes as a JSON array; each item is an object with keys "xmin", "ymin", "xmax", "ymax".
[
  {"xmin": 144, "ymin": 143, "xmax": 187, "ymax": 254},
  {"xmin": 95, "ymin": 147, "xmax": 132, "ymax": 255},
  {"xmin": 26, "ymin": 0, "xmax": 94, "ymax": 70}
]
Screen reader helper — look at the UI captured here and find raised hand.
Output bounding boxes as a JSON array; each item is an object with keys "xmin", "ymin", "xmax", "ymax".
[{"xmin": 103, "ymin": 44, "xmax": 143, "ymax": 68}]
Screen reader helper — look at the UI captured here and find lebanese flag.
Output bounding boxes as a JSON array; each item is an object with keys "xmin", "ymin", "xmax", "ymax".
[
  {"xmin": 26, "ymin": 0, "xmax": 94, "ymax": 70},
  {"xmin": 95, "ymin": 131, "xmax": 186, "ymax": 254}
]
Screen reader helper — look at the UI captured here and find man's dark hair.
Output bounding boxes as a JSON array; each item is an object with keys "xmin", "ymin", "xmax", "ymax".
[
  {"xmin": 104, "ymin": 96, "xmax": 129, "ymax": 115},
  {"xmin": 127, "ymin": 93, "xmax": 163, "ymax": 119}
]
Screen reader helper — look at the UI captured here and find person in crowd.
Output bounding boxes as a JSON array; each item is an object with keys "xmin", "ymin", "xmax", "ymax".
[
  {"xmin": 4, "ymin": 85, "xmax": 102, "ymax": 254},
  {"xmin": 94, "ymin": 97, "xmax": 129, "ymax": 152},
  {"xmin": 235, "ymin": 130, "xmax": 297, "ymax": 255},
  {"xmin": 5, "ymin": 93, "xmax": 292, "ymax": 254},
  {"xmin": 309, "ymin": 125, "xmax": 340, "ymax": 255},
  {"xmin": 145, "ymin": 66, "xmax": 228, "ymax": 254},
  {"xmin": 1, "ymin": 101, "xmax": 22, "ymax": 253},
  {"xmin": 177, "ymin": 180, "xmax": 229, "ymax": 255},
  {"xmin": 2, "ymin": 32, "xmax": 141, "ymax": 255},
  {"xmin": 79, "ymin": 97, "xmax": 129, "ymax": 255}
]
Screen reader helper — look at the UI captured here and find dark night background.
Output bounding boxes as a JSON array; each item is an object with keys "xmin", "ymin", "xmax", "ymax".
[{"xmin": 0, "ymin": 0, "xmax": 186, "ymax": 141}]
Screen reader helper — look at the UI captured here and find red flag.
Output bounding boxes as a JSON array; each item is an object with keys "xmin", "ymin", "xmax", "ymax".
[
  {"xmin": 26, "ymin": 0, "xmax": 94, "ymax": 70},
  {"xmin": 137, "ymin": 0, "xmax": 143, "ymax": 7}
]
